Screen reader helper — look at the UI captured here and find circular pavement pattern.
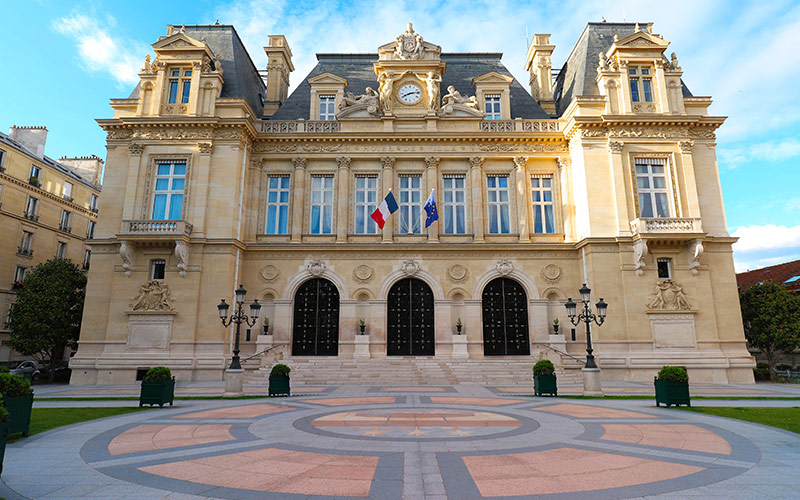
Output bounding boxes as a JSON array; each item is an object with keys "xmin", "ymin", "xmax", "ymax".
[{"xmin": 5, "ymin": 388, "xmax": 795, "ymax": 500}]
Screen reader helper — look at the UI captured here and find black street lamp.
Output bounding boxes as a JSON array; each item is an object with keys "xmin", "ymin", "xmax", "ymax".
[
  {"xmin": 218, "ymin": 285, "xmax": 261, "ymax": 370},
  {"xmin": 565, "ymin": 283, "xmax": 607, "ymax": 369}
]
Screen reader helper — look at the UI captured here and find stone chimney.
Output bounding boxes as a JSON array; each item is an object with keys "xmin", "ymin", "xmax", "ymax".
[
  {"xmin": 59, "ymin": 155, "xmax": 104, "ymax": 187},
  {"xmin": 524, "ymin": 34, "xmax": 556, "ymax": 114},
  {"xmin": 9, "ymin": 126, "xmax": 48, "ymax": 157},
  {"xmin": 263, "ymin": 35, "xmax": 294, "ymax": 116}
]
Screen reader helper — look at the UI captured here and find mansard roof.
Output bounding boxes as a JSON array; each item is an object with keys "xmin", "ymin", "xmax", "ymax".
[
  {"xmin": 269, "ymin": 52, "xmax": 551, "ymax": 120},
  {"xmin": 552, "ymin": 22, "xmax": 693, "ymax": 116}
]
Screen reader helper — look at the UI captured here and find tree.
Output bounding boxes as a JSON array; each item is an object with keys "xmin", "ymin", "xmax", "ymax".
[
  {"xmin": 8, "ymin": 259, "xmax": 86, "ymax": 383},
  {"xmin": 739, "ymin": 281, "xmax": 800, "ymax": 379}
]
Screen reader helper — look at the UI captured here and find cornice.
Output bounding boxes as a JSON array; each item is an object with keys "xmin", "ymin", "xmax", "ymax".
[
  {"xmin": 0, "ymin": 171, "xmax": 99, "ymax": 218},
  {"xmin": 563, "ymin": 114, "xmax": 726, "ymax": 141},
  {"xmin": 97, "ymin": 117, "xmax": 259, "ymax": 142}
]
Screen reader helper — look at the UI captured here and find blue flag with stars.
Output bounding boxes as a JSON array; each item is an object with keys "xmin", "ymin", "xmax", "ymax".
[{"xmin": 424, "ymin": 189, "xmax": 438, "ymax": 228}]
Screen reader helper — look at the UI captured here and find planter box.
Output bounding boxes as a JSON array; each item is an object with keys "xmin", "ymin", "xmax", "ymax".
[
  {"xmin": 534, "ymin": 374, "xmax": 557, "ymax": 396},
  {"xmin": 3, "ymin": 394, "xmax": 33, "ymax": 437},
  {"xmin": 139, "ymin": 378, "xmax": 175, "ymax": 407},
  {"xmin": 269, "ymin": 375, "xmax": 290, "ymax": 397},
  {"xmin": 654, "ymin": 379, "xmax": 690, "ymax": 407},
  {"xmin": 0, "ymin": 421, "xmax": 7, "ymax": 475}
]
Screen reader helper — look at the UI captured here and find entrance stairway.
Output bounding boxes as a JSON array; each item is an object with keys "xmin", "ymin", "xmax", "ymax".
[{"xmin": 243, "ymin": 358, "xmax": 584, "ymax": 386}]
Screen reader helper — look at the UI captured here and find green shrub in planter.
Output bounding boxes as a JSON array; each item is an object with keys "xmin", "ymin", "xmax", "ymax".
[
  {"xmin": 0, "ymin": 373, "xmax": 33, "ymax": 437},
  {"xmin": 139, "ymin": 366, "xmax": 175, "ymax": 407},
  {"xmin": 655, "ymin": 366, "xmax": 690, "ymax": 407},
  {"xmin": 0, "ymin": 405, "xmax": 7, "ymax": 474},
  {"xmin": 533, "ymin": 360, "xmax": 557, "ymax": 397},
  {"xmin": 269, "ymin": 363, "xmax": 291, "ymax": 397},
  {"xmin": 0, "ymin": 367, "xmax": 9, "ymax": 373}
]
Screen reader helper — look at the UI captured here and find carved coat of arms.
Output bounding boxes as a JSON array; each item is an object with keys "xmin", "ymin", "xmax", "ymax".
[{"xmin": 394, "ymin": 23, "xmax": 424, "ymax": 60}]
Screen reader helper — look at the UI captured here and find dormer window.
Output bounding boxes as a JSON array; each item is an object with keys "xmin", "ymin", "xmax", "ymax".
[
  {"xmin": 168, "ymin": 69, "xmax": 192, "ymax": 104},
  {"xmin": 629, "ymin": 66, "xmax": 653, "ymax": 103},
  {"xmin": 318, "ymin": 95, "xmax": 336, "ymax": 121}
]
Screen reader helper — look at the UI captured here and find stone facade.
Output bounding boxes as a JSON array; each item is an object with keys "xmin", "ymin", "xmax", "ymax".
[{"xmin": 69, "ymin": 22, "xmax": 755, "ymax": 384}]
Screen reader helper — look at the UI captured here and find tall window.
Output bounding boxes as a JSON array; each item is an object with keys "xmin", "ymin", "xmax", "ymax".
[
  {"xmin": 636, "ymin": 158, "xmax": 669, "ymax": 218},
  {"xmin": 531, "ymin": 176, "xmax": 555, "ymax": 234},
  {"xmin": 29, "ymin": 165, "xmax": 40, "ymax": 180},
  {"xmin": 442, "ymin": 175, "xmax": 466, "ymax": 234},
  {"xmin": 629, "ymin": 66, "xmax": 653, "ymax": 103},
  {"xmin": 318, "ymin": 95, "xmax": 336, "ymax": 121},
  {"xmin": 0, "ymin": 149, "xmax": 5, "ymax": 169},
  {"xmin": 25, "ymin": 196, "xmax": 38, "ymax": 220},
  {"xmin": 63, "ymin": 181, "xmax": 73, "ymax": 201},
  {"xmin": 168, "ymin": 69, "xmax": 192, "ymax": 104},
  {"xmin": 265, "ymin": 176, "xmax": 290, "ymax": 234},
  {"xmin": 309, "ymin": 176, "xmax": 334, "ymax": 234},
  {"xmin": 83, "ymin": 249, "xmax": 91, "ymax": 270},
  {"xmin": 19, "ymin": 231, "xmax": 33, "ymax": 255},
  {"xmin": 399, "ymin": 175, "xmax": 422, "ymax": 234},
  {"xmin": 152, "ymin": 162, "xmax": 186, "ymax": 220},
  {"xmin": 56, "ymin": 241, "xmax": 67, "ymax": 260},
  {"xmin": 484, "ymin": 94, "xmax": 502, "ymax": 120},
  {"xmin": 89, "ymin": 194, "xmax": 98, "ymax": 212},
  {"xmin": 60, "ymin": 210, "xmax": 72, "ymax": 232},
  {"xmin": 14, "ymin": 266, "xmax": 27, "ymax": 284},
  {"xmin": 354, "ymin": 175, "xmax": 378, "ymax": 234},
  {"xmin": 487, "ymin": 175, "xmax": 510, "ymax": 234},
  {"xmin": 87, "ymin": 220, "xmax": 96, "ymax": 239}
]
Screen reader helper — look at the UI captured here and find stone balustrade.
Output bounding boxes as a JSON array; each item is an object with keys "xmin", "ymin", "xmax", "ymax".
[
  {"xmin": 121, "ymin": 220, "xmax": 193, "ymax": 236},
  {"xmin": 630, "ymin": 217, "xmax": 703, "ymax": 234},
  {"xmin": 481, "ymin": 120, "xmax": 561, "ymax": 133},
  {"xmin": 261, "ymin": 121, "xmax": 340, "ymax": 134}
]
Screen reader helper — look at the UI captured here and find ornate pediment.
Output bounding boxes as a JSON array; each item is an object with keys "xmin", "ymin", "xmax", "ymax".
[
  {"xmin": 307, "ymin": 72, "xmax": 348, "ymax": 86},
  {"xmin": 153, "ymin": 31, "xmax": 208, "ymax": 52},
  {"xmin": 612, "ymin": 31, "xmax": 669, "ymax": 53},
  {"xmin": 472, "ymin": 72, "xmax": 514, "ymax": 85}
]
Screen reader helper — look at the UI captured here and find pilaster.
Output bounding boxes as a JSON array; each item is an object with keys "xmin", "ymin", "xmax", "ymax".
[
  {"xmin": 678, "ymin": 140, "xmax": 701, "ymax": 218},
  {"xmin": 513, "ymin": 156, "xmax": 529, "ymax": 242},
  {"xmin": 425, "ymin": 156, "xmax": 440, "ymax": 243},
  {"xmin": 469, "ymin": 157, "xmax": 485, "ymax": 242},
  {"xmin": 290, "ymin": 157, "xmax": 306, "ymax": 242},
  {"xmin": 380, "ymin": 157, "xmax": 395, "ymax": 243},
  {"xmin": 336, "ymin": 157, "xmax": 350, "ymax": 242},
  {"xmin": 608, "ymin": 141, "xmax": 632, "ymax": 236}
]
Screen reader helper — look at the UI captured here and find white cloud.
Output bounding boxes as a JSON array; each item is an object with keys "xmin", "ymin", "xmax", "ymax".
[
  {"xmin": 52, "ymin": 11, "xmax": 146, "ymax": 87},
  {"xmin": 731, "ymin": 224, "xmax": 800, "ymax": 271},
  {"xmin": 718, "ymin": 137, "xmax": 800, "ymax": 168}
]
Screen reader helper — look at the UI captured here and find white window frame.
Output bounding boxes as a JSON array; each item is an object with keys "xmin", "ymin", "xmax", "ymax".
[
  {"xmin": 309, "ymin": 175, "xmax": 334, "ymax": 234},
  {"xmin": 25, "ymin": 196, "xmax": 38, "ymax": 218},
  {"xmin": 484, "ymin": 94, "xmax": 502, "ymax": 120},
  {"xmin": 152, "ymin": 161, "xmax": 186, "ymax": 220},
  {"xmin": 442, "ymin": 175, "xmax": 466, "ymax": 234},
  {"xmin": 56, "ymin": 241, "xmax": 67, "ymax": 260},
  {"xmin": 487, "ymin": 175, "xmax": 511, "ymax": 234},
  {"xmin": 63, "ymin": 181, "xmax": 73, "ymax": 200},
  {"xmin": 60, "ymin": 210, "xmax": 72, "ymax": 232},
  {"xmin": 265, "ymin": 176, "xmax": 290, "ymax": 234},
  {"xmin": 87, "ymin": 220, "xmax": 96, "ymax": 239},
  {"xmin": 635, "ymin": 158, "xmax": 671, "ymax": 218},
  {"xmin": 531, "ymin": 175, "xmax": 556, "ymax": 234},
  {"xmin": 399, "ymin": 175, "xmax": 422, "ymax": 234},
  {"xmin": 354, "ymin": 175, "xmax": 379, "ymax": 234},
  {"xmin": 168, "ymin": 68, "xmax": 192, "ymax": 104},
  {"xmin": 318, "ymin": 94, "xmax": 336, "ymax": 121}
]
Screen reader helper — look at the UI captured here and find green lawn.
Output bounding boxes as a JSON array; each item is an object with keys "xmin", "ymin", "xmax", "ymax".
[
  {"xmin": 678, "ymin": 406, "xmax": 800, "ymax": 434},
  {"xmin": 19, "ymin": 407, "xmax": 149, "ymax": 439}
]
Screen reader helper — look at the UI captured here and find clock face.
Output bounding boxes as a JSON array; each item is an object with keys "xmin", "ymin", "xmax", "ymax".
[{"xmin": 398, "ymin": 83, "xmax": 422, "ymax": 104}]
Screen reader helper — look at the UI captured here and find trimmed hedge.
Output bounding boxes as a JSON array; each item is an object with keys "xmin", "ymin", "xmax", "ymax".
[
  {"xmin": 533, "ymin": 359, "xmax": 555, "ymax": 376},
  {"xmin": 0, "ymin": 373, "xmax": 33, "ymax": 397},
  {"xmin": 657, "ymin": 366, "xmax": 688, "ymax": 383},
  {"xmin": 270, "ymin": 364, "xmax": 291, "ymax": 377},
  {"xmin": 144, "ymin": 366, "xmax": 172, "ymax": 382}
]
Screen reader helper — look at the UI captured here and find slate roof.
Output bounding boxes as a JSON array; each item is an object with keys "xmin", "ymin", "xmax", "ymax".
[
  {"xmin": 270, "ymin": 53, "xmax": 550, "ymax": 120},
  {"xmin": 0, "ymin": 131, "xmax": 101, "ymax": 191},
  {"xmin": 552, "ymin": 22, "xmax": 693, "ymax": 117},
  {"xmin": 737, "ymin": 259, "xmax": 800, "ymax": 294}
]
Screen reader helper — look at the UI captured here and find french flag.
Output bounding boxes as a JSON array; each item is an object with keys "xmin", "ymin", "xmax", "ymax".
[{"xmin": 370, "ymin": 191, "xmax": 399, "ymax": 229}]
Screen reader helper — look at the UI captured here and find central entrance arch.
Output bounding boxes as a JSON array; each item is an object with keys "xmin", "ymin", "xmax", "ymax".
[
  {"xmin": 482, "ymin": 277, "xmax": 530, "ymax": 355},
  {"xmin": 387, "ymin": 278, "xmax": 435, "ymax": 356},
  {"xmin": 292, "ymin": 278, "xmax": 340, "ymax": 356}
]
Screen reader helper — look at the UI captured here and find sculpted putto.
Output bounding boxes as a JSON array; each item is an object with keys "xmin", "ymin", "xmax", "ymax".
[
  {"xmin": 442, "ymin": 85, "xmax": 479, "ymax": 110},
  {"xmin": 646, "ymin": 279, "xmax": 691, "ymax": 311},
  {"xmin": 131, "ymin": 280, "xmax": 174, "ymax": 312}
]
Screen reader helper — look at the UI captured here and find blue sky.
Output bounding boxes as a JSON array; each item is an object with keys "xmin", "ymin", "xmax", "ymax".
[{"xmin": 2, "ymin": 0, "xmax": 799, "ymax": 271}]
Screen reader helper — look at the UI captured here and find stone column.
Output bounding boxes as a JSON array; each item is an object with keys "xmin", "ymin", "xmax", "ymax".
[
  {"xmin": 618, "ymin": 59, "xmax": 632, "ymax": 114},
  {"xmin": 557, "ymin": 157, "xmax": 574, "ymax": 240},
  {"xmin": 469, "ymin": 157, "xmax": 485, "ymax": 242},
  {"xmin": 425, "ymin": 157, "xmax": 440, "ymax": 242},
  {"xmin": 124, "ymin": 143, "xmax": 144, "ymax": 220},
  {"xmin": 381, "ymin": 157, "xmax": 395, "ymax": 243},
  {"xmin": 514, "ymin": 156, "xmax": 529, "ymax": 242},
  {"xmin": 290, "ymin": 158, "xmax": 306, "ymax": 242},
  {"xmin": 608, "ymin": 141, "xmax": 632, "ymax": 236},
  {"xmin": 678, "ymin": 140, "xmax": 701, "ymax": 218},
  {"xmin": 654, "ymin": 59, "xmax": 670, "ymax": 113},
  {"xmin": 188, "ymin": 143, "xmax": 213, "ymax": 238},
  {"xmin": 336, "ymin": 157, "xmax": 350, "ymax": 242}
]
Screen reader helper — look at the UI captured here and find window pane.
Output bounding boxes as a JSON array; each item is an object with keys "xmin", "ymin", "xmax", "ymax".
[
  {"xmin": 544, "ymin": 205, "xmax": 555, "ymax": 233},
  {"xmin": 172, "ymin": 178, "xmax": 184, "ymax": 190},
  {"xmin": 278, "ymin": 206, "xmax": 288, "ymax": 233},
  {"xmin": 169, "ymin": 194, "xmax": 183, "ymax": 219},
  {"xmin": 173, "ymin": 164, "xmax": 186, "ymax": 175},
  {"xmin": 156, "ymin": 178, "xmax": 169, "ymax": 190},
  {"xmin": 639, "ymin": 193, "xmax": 653, "ymax": 218},
  {"xmin": 267, "ymin": 206, "xmax": 277, "ymax": 233},
  {"xmin": 643, "ymin": 79, "xmax": 652, "ymax": 102},
  {"xmin": 533, "ymin": 205, "xmax": 542, "ymax": 234},
  {"xmin": 153, "ymin": 194, "xmax": 167, "ymax": 219},
  {"xmin": 630, "ymin": 78, "xmax": 639, "ymax": 102},
  {"xmin": 168, "ymin": 81, "xmax": 178, "ymax": 104},
  {"xmin": 158, "ymin": 164, "xmax": 171, "ymax": 175},
  {"xmin": 655, "ymin": 193, "xmax": 669, "ymax": 217},
  {"xmin": 653, "ymin": 176, "xmax": 666, "ymax": 189},
  {"xmin": 181, "ymin": 81, "xmax": 191, "ymax": 103}
]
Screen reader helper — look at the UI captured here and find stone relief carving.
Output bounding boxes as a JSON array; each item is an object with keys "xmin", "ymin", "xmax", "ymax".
[
  {"xmin": 495, "ymin": 259, "xmax": 513, "ymax": 276},
  {"xmin": 337, "ymin": 88, "xmax": 381, "ymax": 117},
  {"xmin": 477, "ymin": 143, "xmax": 567, "ymax": 153},
  {"xmin": 513, "ymin": 156, "xmax": 528, "ymax": 169},
  {"xmin": 400, "ymin": 259, "xmax": 420, "ymax": 276},
  {"xmin": 353, "ymin": 264, "xmax": 373, "ymax": 283},
  {"xmin": 197, "ymin": 142, "xmax": 213, "ymax": 154},
  {"xmin": 140, "ymin": 54, "xmax": 154, "ymax": 74},
  {"xmin": 378, "ymin": 71, "xmax": 395, "ymax": 114},
  {"xmin": 608, "ymin": 141, "xmax": 624, "ymax": 153},
  {"xmin": 380, "ymin": 157, "xmax": 396, "ymax": 169},
  {"xmin": 306, "ymin": 259, "xmax": 326, "ymax": 276},
  {"xmin": 336, "ymin": 156, "xmax": 351, "ymax": 169},
  {"xmin": 579, "ymin": 126, "xmax": 716, "ymax": 140},
  {"xmin": 260, "ymin": 265, "xmax": 279, "ymax": 282},
  {"xmin": 540, "ymin": 264, "xmax": 562, "ymax": 284},
  {"xmin": 447, "ymin": 264, "xmax": 468, "ymax": 283},
  {"xmin": 174, "ymin": 241, "xmax": 189, "ymax": 277},
  {"xmin": 646, "ymin": 279, "xmax": 692, "ymax": 311},
  {"xmin": 129, "ymin": 143, "xmax": 144, "ymax": 155},
  {"xmin": 394, "ymin": 23, "xmax": 425, "ymax": 60},
  {"xmin": 425, "ymin": 157, "xmax": 439, "ymax": 169},
  {"xmin": 251, "ymin": 142, "xmax": 567, "ymax": 154},
  {"xmin": 292, "ymin": 157, "xmax": 307, "ymax": 169},
  {"xmin": 119, "ymin": 241, "xmax": 133, "ymax": 277},
  {"xmin": 130, "ymin": 280, "xmax": 174, "ymax": 312},
  {"xmin": 633, "ymin": 239, "xmax": 648, "ymax": 276},
  {"xmin": 469, "ymin": 157, "xmax": 485, "ymax": 168},
  {"xmin": 441, "ymin": 86, "xmax": 481, "ymax": 116},
  {"xmin": 688, "ymin": 239, "xmax": 704, "ymax": 275},
  {"xmin": 678, "ymin": 140, "xmax": 694, "ymax": 154}
]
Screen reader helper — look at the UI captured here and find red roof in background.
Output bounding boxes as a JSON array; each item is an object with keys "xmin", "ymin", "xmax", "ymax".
[{"xmin": 736, "ymin": 258, "xmax": 800, "ymax": 293}]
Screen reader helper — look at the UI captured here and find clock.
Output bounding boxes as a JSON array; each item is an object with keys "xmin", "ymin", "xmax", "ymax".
[{"xmin": 397, "ymin": 83, "xmax": 422, "ymax": 104}]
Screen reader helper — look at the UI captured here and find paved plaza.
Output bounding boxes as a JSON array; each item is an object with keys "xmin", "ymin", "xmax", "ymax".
[{"xmin": 3, "ymin": 383, "xmax": 799, "ymax": 499}]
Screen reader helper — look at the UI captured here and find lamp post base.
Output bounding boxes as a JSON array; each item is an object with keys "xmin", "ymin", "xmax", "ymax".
[
  {"xmin": 582, "ymin": 367, "xmax": 604, "ymax": 397},
  {"xmin": 224, "ymin": 368, "xmax": 245, "ymax": 397}
]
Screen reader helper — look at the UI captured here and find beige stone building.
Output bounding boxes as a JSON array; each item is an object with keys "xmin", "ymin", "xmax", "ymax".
[
  {"xmin": 70, "ymin": 21, "xmax": 755, "ymax": 385},
  {"xmin": 0, "ymin": 126, "xmax": 102, "ymax": 361}
]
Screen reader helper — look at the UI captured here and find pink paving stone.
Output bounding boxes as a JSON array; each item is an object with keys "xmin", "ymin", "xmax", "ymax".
[
  {"xmin": 175, "ymin": 403, "xmax": 290, "ymax": 419},
  {"xmin": 600, "ymin": 424, "xmax": 733, "ymax": 455},
  {"xmin": 429, "ymin": 397, "xmax": 528, "ymax": 406},
  {"xmin": 108, "ymin": 425, "xmax": 234, "ymax": 455},
  {"xmin": 535, "ymin": 403, "xmax": 656, "ymax": 419},
  {"xmin": 301, "ymin": 397, "xmax": 397, "ymax": 406},
  {"xmin": 462, "ymin": 448, "xmax": 705, "ymax": 497},
  {"xmin": 139, "ymin": 447, "xmax": 378, "ymax": 497}
]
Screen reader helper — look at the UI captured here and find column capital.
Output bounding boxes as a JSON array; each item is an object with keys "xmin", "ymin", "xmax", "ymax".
[
  {"xmin": 556, "ymin": 157, "xmax": 572, "ymax": 169},
  {"xmin": 513, "ymin": 156, "xmax": 529, "ymax": 169},
  {"xmin": 678, "ymin": 140, "xmax": 694, "ymax": 154},
  {"xmin": 292, "ymin": 157, "xmax": 307, "ymax": 169},
  {"xmin": 424, "ymin": 156, "xmax": 440, "ymax": 169},
  {"xmin": 380, "ymin": 156, "xmax": 395, "ymax": 169},
  {"xmin": 336, "ymin": 156, "xmax": 351, "ymax": 169},
  {"xmin": 469, "ymin": 156, "xmax": 484, "ymax": 169},
  {"xmin": 608, "ymin": 141, "xmax": 624, "ymax": 154}
]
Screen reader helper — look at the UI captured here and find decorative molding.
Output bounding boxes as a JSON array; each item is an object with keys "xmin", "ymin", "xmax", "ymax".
[
  {"xmin": 306, "ymin": 259, "xmax": 326, "ymax": 276},
  {"xmin": 478, "ymin": 143, "xmax": 567, "ymax": 153},
  {"xmin": 400, "ymin": 259, "xmax": 420, "ymax": 276},
  {"xmin": 495, "ymin": 259, "xmax": 513, "ymax": 276},
  {"xmin": 129, "ymin": 143, "xmax": 144, "ymax": 155},
  {"xmin": 424, "ymin": 156, "xmax": 440, "ymax": 169},
  {"xmin": 646, "ymin": 279, "xmax": 692, "ymax": 311},
  {"xmin": 688, "ymin": 239, "xmax": 704, "ymax": 275},
  {"xmin": 678, "ymin": 140, "xmax": 694, "ymax": 154},
  {"xmin": 513, "ymin": 156, "xmax": 529, "ymax": 169},
  {"xmin": 260, "ymin": 265, "xmax": 279, "ymax": 282},
  {"xmin": 608, "ymin": 141, "xmax": 624, "ymax": 153},
  {"xmin": 250, "ymin": 158, "xmax": 262, "ymax": 169},
  {"xmin": 580, "ymin": 125, "xmax": 716, "ymax": 140},
  {"xmin": 469, "ymin": 156, "xmax": 484, "ymax": 169},
  {"xmin": 292, "ymin": 157, "xmax": 307, "ymax": 169},
  {"xmin": 633, "ymin": 239, "xmax": 648, "ymax": 276},
  {"xmin": 197, "ymin": 142, "xmax": 213, "ymax": 154},
  {"xmin": 447, "ymin": 264, "xmax": 468, "ymax": 283},
  {"xmin": 353, "ymin": 264, "xmax": 373, "ymax": 283},
  {"xmin": 336, "ymin": 156, "xmax": 351, "ymax": 169},
  {"xmin": 120, "ymin": 241, "xmax": 133, "ymax": 277},
  {"xmin": 130, "ymin": 280, "xmax": 174, "ymax": 312},
  {"xmin": 380, "ymin": 156, "xmax": 396, "ymax": 169},
  {"xmin": 556, "ymin": 157, "xmax": 572, "ymax": 169},
  {"xmin": 540, "ymin": 264, "xmax": 562, "ymax": 284},
  {"xmin": 174, "ymin": 241, "xmax": 189, "ymax": 277}
]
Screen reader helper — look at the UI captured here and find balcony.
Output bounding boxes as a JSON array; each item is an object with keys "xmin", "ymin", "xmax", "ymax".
[
  {"xmin": 63, "ymin": 195, "xmax": 74, "ymax": 203},
  {"xmin": 90, "ymin": 207, "xmax": 99, "ymax": 214},
  {"xmin": 23, "ymin": 211, "xmax": 38, "ymax": 222},
  {"xmin": 630, "ymin": 217, "xmax": 704, "ymax": 241},
  {"xmin": 16, "ymin": 246, "xmax": 33, "ymax": 258},
  {"xmin": 59, "ymin": 224, "xmax": 71, "ymax": 233},
  {"xmin": 28, "ymin": 177, "xmax": 40, "ymax": 188},
  {"xmin": 119, "ymin": 220, "xmax": 193, "ymax": 241}
]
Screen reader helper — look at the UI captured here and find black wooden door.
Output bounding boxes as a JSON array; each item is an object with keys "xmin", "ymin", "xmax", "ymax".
[
  {"xmin": 482, "ymin": 277, "xmax": 530, "ymax": 355},
  {"xmin": 292, "ymin": 278, "xmax": 339, "ymax": 356},
  {"xmin": 387, "ymin": 278, "xmax": 435, "ymax": 356}
]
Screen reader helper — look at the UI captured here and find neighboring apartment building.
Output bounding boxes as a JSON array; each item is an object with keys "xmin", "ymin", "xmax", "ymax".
[
  {"xmin": 0, "ymin": 126, "xmax": 102, "ymax": 361},
  {"xmin": 70, "ymin": 21, "xmax": 755, "ymax": 385},
  {"xmin": 737, "ymin": 259, "xmax": 800, "ymax": 295}
]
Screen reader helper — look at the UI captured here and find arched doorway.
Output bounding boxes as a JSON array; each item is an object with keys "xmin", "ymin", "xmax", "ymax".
[
  {"xmin": 292, "ymin": 278, "xmax": 340, "ymax": 356},
  {"xmin": 482, "ymin": 277, "xmax": 530, "ymax": 355},
  {"xmin": 387, "ymin": 278, "xmax": 435, "ymax": 356}
]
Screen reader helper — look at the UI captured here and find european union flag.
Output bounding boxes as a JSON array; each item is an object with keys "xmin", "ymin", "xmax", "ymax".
[{"xmin": 424, "ymin": 189, "xmax": 439, "ymax": 228}]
